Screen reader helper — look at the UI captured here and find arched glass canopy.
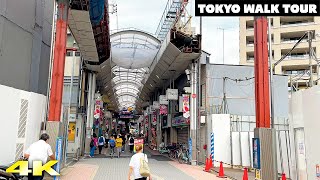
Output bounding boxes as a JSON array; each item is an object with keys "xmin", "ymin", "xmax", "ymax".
[{"xmin": 110, "ymin": 29, "xmax": 161, "ymax": 110}]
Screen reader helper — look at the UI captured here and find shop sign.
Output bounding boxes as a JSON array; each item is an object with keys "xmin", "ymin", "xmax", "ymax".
[
  {"xmin": 182, "ymin": 94, "xmax": 190, "ymax": 118},
  {"xmin": 159, "ymin": 95, "xmax": 168, "ymax": 105},
  {"xmin": 166, "ymin": 89, "xmax": 178, "ymax": 100},
  {"xmin": 153, "ymin": 101, "xmax": 160, "ymax": 109},
  {"xmin": 172, "ymin": 116, "xmax": 190, "ymax": 126},
  {"xmin": 120, "ymin": 115, "xmax": 133, "ymax": 119}
]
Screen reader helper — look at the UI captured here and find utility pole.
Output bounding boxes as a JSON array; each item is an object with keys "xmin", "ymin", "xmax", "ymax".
[
  {"xmin": 308, "ymin": 31, "xmax": 314, "ymax": 87},
  {"xmin": 268, "ymin": 17, "xmax": 278, "ymax": 180},
  {"xmin": 218, "ymin": 28, "xmax": 225, "ymax": 64},
  {"xmin": 196, "ymin": 16, "xmax": 202, "ymax": 165},
  {"xmin": 190, "ymin": 61, "xmax": 198, "ymax": 166}
]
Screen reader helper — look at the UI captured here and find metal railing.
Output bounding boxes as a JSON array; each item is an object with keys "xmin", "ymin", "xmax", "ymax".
[{"xmin": 155, "ymin": 0, "xmax": 182, "ymax": 41}]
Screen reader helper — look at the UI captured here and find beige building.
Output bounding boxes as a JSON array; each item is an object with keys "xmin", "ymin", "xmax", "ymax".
[{"xmin": 240, "ymin": 17, "xmax": 320, "ymax": 89}]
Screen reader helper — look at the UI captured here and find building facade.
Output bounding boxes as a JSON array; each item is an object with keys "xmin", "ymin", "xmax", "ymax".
[{"xmin": 240, "ymin": 16, "xmax": 320, "ymax": 89}]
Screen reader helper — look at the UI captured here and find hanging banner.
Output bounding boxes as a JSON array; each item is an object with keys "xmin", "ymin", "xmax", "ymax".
[
  {"xmin": 182, "ymin": 94, "xmax": 190, "ymax": 118},
  {"xmin": 159, "ymin": 105, "xmax": 168, "ymax": 115},
  {"xmin": 152, "ymin": 112, "xmax": 157, "ymax": 125}
]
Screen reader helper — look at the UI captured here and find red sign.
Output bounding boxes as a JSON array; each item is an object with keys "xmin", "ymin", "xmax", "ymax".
[{"xmin": 192, "ymin": 94, "xmax": 196, "ymax": 98}]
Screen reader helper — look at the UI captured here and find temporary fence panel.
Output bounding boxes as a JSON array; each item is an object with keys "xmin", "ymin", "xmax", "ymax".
[
  {"xmin": 211, "ymin": 114, "xmax": 231, "ymax": 167},
  {"xmin": 294, "ymin": 128, "xmax": 307, "ymax": 180},
  {"xmin": 240, "ymin": 132, "xmax": 251, "ymax": 167},
  {"xmin": 231, "ymin": 132, "xmax": 241, "ymax": 166},
  {"xmin": 249, "ymin": 132, "xmax": 254, "ymax": 167},
  {"xmin": 229, "ymin": 115, "xmax": 292, "ymax": 178}
]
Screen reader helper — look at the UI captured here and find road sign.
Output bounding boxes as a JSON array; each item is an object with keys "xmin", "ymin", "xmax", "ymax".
[{"xmin": 192, "ymin": 94, "xmax": 196, "ymax": 98}]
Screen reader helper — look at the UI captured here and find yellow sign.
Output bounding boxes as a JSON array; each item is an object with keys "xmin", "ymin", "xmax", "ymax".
[
  {"xmin": 6, "ymin": 161, "xmax": 59, "ymax": 176},
  {"xmin": 68, "ymin": 122, "xmax": 76, "ymax": 142},
  {"xmin": 255, "ymin": 169, "xmax": 261, "ymax": 180}
]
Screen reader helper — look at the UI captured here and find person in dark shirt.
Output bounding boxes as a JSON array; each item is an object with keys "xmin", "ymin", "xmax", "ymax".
[{"xmin": 121, "ymin": 134, "xmax": 126, "ymax": 152}]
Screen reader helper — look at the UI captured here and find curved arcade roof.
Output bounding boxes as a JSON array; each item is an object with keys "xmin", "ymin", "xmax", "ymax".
[{"xmin": 110, "ymin": 29, "xmax": 161, "ymax": 110}]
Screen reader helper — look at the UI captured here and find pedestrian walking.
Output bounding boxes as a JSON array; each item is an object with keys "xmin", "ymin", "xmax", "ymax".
[
  {"xmin": 121, "ymin": 134, "xmax": 126, "ymax": 152},
  {"xmin": 24, "ymin": 133, "xmax": 55, "ymax": 180},
  {"xmin": 108, "ymin": 136, "xmax": 116, "ymax": 157},
  {"xmin": 98, "ymin": 134, "xmax": 105, "ymax": 154},
  {"xmin": 116, "ymin": 135, "xmax": 123, "ymax": 158},
  {"xmin": 129, "ymin": 136, "xmax": 134, "ymax": 153},
  {"xmin": 105, "ymin": 131, "xmax": 110, "ymax": 148},
  {"xmin": 90, "ymin": 133, "xmax": 98, "ymax": 157},
  {"xmin": 128, "ymin": 144, "xmax": 151, "ymax": 180}
]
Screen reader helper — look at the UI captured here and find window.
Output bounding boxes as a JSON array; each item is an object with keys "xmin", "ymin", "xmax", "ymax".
[
  {"xmin": 66, "ymin": 51, "xmax": 73, "ymax": 56},
  {"xmin": 75, "ymin": 52, "xmax": 81, "ymax": 56}
]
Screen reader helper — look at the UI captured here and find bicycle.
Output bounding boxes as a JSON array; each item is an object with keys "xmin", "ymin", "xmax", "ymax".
[{"xmin": 178, "ymin": 146, "xmax": 190, "ymax": 164}]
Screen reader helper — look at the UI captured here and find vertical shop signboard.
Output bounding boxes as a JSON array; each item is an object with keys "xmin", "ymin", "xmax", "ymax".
[
  {"xmin": 54, "ymin": 137, "xmax": 63, "ymax": 180},
  {"xmin": 188, "ymin": 138, "xmax": 192, "ymax": 162},
  {"xmin": 182, "ymin": 94, "xmax": 190, "ymax": 118},
  {"xmin": 253, "ymin": 138, "xmax": 261, "ymax": 169}
]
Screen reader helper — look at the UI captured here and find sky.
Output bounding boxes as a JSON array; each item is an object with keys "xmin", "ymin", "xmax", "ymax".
[{"xmin": 108, "ymin": 0, "xmax": 240, "ymax": 65}]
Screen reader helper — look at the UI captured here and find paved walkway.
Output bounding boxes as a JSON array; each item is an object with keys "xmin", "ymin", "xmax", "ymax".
[{"xmin": 59, "ymin": 144, "xmax": 232, "ymax": 180}]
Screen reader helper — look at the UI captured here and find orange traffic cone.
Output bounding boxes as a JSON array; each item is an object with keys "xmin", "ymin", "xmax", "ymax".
[
  {"xmin": 217, "ymin": 161, "xmax": 226, "ymax": 178},
  {"xmin": 242, "ymin": 168, "xmax": 248, "ymax": 180},
  {"xmin": 281, "ymin": 173, "xmax": 286, "ymax": 180},
  {"xmin": 204, "ymin": 158, "xmax": 209, "ymax": 172},
  {"xmin": 209, "ymin": 156, "xmax": 213, "ymax": 170}
]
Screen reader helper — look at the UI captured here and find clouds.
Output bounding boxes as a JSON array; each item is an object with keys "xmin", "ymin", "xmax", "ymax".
[{"xmin": 109, "ymin": 0, "xmax": 240, "ymax": 64}]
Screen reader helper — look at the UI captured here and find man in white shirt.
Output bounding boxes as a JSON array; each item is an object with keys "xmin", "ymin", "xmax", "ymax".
[
  {"xmin": 128, "ymin": 144, "xmax": 151, "ymax": 180},
  {"xmin": 24, "ymin": 133, "xmax": 55, "ymax": 180}
]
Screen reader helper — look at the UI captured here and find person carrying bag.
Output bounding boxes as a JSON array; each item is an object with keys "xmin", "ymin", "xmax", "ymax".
[{"xmin": 128, "ymin": 144, "xmax": 151, "ymax": 180}]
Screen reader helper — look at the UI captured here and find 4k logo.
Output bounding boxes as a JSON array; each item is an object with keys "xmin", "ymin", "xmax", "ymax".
[{"xmin": 6, "ymin": 161, "xmax": 60, "ymax": 176}]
